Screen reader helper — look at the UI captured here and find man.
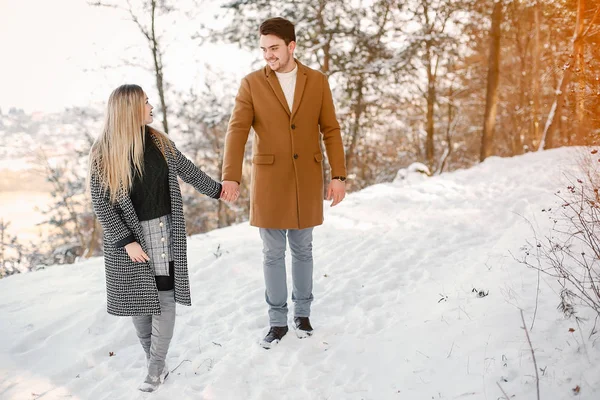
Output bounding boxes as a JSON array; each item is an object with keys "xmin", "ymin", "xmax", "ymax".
[{"xmin": 221, "ymin": 17, "xmax": 347, "ymax": 349}]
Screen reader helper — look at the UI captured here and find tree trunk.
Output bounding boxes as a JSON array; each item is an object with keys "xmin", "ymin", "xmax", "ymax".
[
  {"xmin": 531, "ymin": 1, "xmax": 541, "ymax": 146},
  {"xmin": 217, "ymin": 201, "xmax": 227, "ymax": 228},
  {"xmin": 480, "ymin": 1, "xmax": 502, "ymax": 162},
  {"xmin": 85, "ymin": 218, "xmax": 100, "ymax": 258},
  {"xmin": 150, "ymin": 0, "xmax": 169, "ymax": 134},
  {"xmin": 345, "ymin": 78, "xmax": 364, "ymax": 181},
  {"xmin": 538, "ymin": 65, "xmax": 573, "ymax": 150},
  {"xmin": 575, "ymin": 0, "xmax": 586, "ymax": 143},
  {"xmin": 90, "ymin": 1, "xmax": 171, "ymax": 135},
  {"xmin": 421, "ymin": 0, "xmax": 437, "ymax": 170},
  {"xmin": 539, "ymin": 0, "xmax": 585, "ymax": 150},
  {"xmin": 512, "ymin": 0, "xmax": 525, "ymax": 155},
  {"xmin": 438, "ymin": 83, "xmax": 455, "ymax": 174},
  {"xmin": 425, "ymin": 42, "xmax": 436, "ymax": 169},
  {"xmin": 212, "ymin": 127, "xmax": 227, "ymax": 228},
  {"xmin": 316, "ymin": 0, "xmax": 331, "ymax": 197},
  {"xmin": 545, "ymin": 27, "xmax": 558, "ymax": 149},
  {"xmin": 317, "ymin": 0, "xmax": 330, "ymax": 76}
]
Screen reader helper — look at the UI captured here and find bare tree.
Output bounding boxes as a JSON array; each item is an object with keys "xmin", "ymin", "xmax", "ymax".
[
  {"xmin": 175, "ymin": 69, "xmax": 252, "ymax": 233},
  {"xmin": 531, "ymin": 0, "xmax": 542, "ymax": 146},
  {"xmin": 511, "ymin": 0, "xmax": 527, "ymax": 155},
  {"xmin": 89, "ymin": 0, "xmax": 173, "ymax": 134},
  {"xmin": 518, "ymin": 150, "xmax": 600, "ymax": 320},
  {"xmin": 36, "ymin": 132, "xmax": 100, "ymax": 262},
  {"xmin": 0, "ymin": 219, "xmax": 23, "ymax": 278},
  {"xmin": 574, "ymin": 0, "xmax": 587, "ymax": 142},
  {"xmin": 438, "ymin": 63, "xmax": 458, "ymax": 174},
  {"xmin": 538, "ymin": 0, "xmax": 598, "ymax": 150},
  {"xmin": 341, "ymin": 0, "xmax": 394, "ymax": 185},
  {"xmin": 480, "ymin": 0, "xmax": 502, "ymax": 161},
  {"xmin": 397, "ymin": 0, "xmax": 465, "ymax": 171}
]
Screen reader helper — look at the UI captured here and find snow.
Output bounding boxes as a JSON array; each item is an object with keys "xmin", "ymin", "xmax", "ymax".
[
  {"xmin": 1, "ymin": 147, "xmax": 599, "ymax": 400},
  {"xmin": 394, "ymin": 162, "xmax": 431, "ymax": 183}
]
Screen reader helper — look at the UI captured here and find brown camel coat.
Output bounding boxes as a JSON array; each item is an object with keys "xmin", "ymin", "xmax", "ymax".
[{"xmin": 222, "ymin": 60, "xmax": 346, "ymax": 229}]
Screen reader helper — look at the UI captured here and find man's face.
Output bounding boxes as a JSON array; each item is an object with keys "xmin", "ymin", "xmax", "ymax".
[{"xmin": 260, "ymin": 34, "xmax": 295, "ymax": 72}]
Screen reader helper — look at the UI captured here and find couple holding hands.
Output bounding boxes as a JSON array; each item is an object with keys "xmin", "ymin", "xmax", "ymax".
[{"xmin": 88, "ymin": 17, "xmax": 346, "ymax": 392}]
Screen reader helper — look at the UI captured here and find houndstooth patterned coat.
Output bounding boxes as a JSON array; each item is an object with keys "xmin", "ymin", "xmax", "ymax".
[{"xmin": 90, "ymin": 135, "xmax": 221, "ymax": 316}]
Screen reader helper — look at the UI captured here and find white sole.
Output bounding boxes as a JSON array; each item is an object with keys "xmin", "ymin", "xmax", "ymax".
[
  {"xmin": 259, "ymin": 338, "xmax": 280, "ymax": 349},
  {"xmin": 139, "ymin": 383, "xmax": 159, "ymax": 393},
  {"xmin": 294, "ymin": 328, "xmax": 313, "ymax": 339}
]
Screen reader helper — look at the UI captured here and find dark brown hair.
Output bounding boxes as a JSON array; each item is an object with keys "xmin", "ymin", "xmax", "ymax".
[{"xmin": 259, "ymin": 17, "xmax": 296, "ymax": 45}]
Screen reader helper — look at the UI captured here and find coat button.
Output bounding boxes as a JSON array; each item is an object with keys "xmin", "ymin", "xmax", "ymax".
[
  {"xmin": 291, "ymin": 124, "xmax": 296, "ymax": 129},
  {"xmin": 293, "ymin": 153, "xmax": 298, "ymax": 159},
  {"xmin": 161, "ymin": 253, "xmax": 166, "ymax": 258},
  {"xmin": 161, "ymin": 237, "xmax": 166, "ymax": 242},
  {"xmin": 159, "ymin": 222, "xmax": 164, "ymax": 227}
]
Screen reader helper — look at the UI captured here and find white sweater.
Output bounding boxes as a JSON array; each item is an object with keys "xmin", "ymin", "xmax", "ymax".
[{"xmin": 275, "ymin": 63, "xmax": 298, "ymax": 111}]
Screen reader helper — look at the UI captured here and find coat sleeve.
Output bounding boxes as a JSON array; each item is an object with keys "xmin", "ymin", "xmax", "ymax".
[
  {"xmin": 172, "ymin": 142, "xmax": 222, "ymax": 199},
  {"xmin": 222, "ymin": 77, "xmax": 254, "ymax": 183},
  {"xmin": 89, "ymin": 169, "xmax": 135, "ymax": 248},
  {"xmin": 318, "ymin": 73, "xmax": 347, "ymax": 178}
]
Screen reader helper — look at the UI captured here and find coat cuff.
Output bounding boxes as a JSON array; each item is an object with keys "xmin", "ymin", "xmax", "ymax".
[
  {"xmin": 211, "ymin": 182, "xmax": 223, "ymax": 200},
  {"xmin": 114, "ymin": 234, "xmax": 135, "ymax": 248},
  {"xmin": 221, "ymin": 173, "xmax": 241, "ymax": 185}
]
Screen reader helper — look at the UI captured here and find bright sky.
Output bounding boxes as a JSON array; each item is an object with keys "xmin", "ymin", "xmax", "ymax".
[{"xmin": 0, "ymin": 0, "xmax": 256, "ymax": 113}]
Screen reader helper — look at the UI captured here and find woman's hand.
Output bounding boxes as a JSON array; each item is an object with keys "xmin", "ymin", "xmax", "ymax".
[
  {"xmin": 221, "ymin": 181, "xmax": 240, "ymax": 202},
  {"xmin": 125, "ymin": 242, "xmax": 150, "ymax": 263}
]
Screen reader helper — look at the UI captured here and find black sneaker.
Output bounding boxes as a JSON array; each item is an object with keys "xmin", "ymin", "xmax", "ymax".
[
  {"xmin": 294, "ymin": 317, "xmax": 313, "ymax": 338},
  {"xmin": 259, "ymin": 326, "xmax": 288, "ymax": 349}
]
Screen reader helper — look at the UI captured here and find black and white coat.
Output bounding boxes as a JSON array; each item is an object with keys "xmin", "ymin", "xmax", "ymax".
[{"xmin": 90, "ymin": 135, "xmax": 221, "ymax": 316}]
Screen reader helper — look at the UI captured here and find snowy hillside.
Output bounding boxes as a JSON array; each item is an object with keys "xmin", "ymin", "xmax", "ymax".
[{"xmin": 1, "ymin": 147, "xmax": 598, "ymax": 400}]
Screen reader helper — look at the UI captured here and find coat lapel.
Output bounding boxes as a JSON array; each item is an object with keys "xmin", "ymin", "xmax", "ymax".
[
  {"xmin": 291, "ymin": 62, "xmax": 307, "ymax": 119},
  {"xmin": 266, "ymin": 71, "xmax": 291, "ymax": 116},
  {"xmin": 150, "ymin": 133, "xmax": 177, "ymax": 202}
]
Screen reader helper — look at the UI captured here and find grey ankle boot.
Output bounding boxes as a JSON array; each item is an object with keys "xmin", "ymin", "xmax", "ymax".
[{"xmin": 138, "ymin": 363, "xmax": 169, "ymax": 392}]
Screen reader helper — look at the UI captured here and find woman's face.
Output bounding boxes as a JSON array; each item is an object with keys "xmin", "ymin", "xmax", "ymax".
[{"xmin": 143, "ymin": 93, "xmax": 154, "ymax": 125}]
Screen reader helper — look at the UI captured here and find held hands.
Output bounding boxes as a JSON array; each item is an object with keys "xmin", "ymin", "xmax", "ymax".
[
  {"xmin": 327, "ymin": 179, "xmax": 346, "ymax": 207},
  {"xmin": 125, "ymin": 242, "xmax": 150, "ymax": 263},
  {"xmin": 221, "ymin": 181, "xmax": 240, "ymax": 203},
  {"xmin": 220, "ymin": 179, "xmax": 344, "ymax": 206}
]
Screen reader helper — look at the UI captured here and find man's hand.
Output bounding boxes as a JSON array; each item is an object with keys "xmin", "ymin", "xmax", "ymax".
[
  {"xmin": 125, "ymin": 242, "xmax": 150, "ymax": 263},
  {"xmin": 221, "ymin": 180, "xmax": 240, "ymax": 202},
  {"xmin": 326, "ymin": 179, "xmax": 346, "ymax": 207}
]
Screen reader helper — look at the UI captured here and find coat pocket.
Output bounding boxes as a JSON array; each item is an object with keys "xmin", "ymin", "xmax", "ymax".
[
  {"xmin": 253, "ymin": 154, "xmax": 275, "ymax": 165},
  {"xmin": 314, "ymin": 153, "xmax": 323, "ymax": 162}
]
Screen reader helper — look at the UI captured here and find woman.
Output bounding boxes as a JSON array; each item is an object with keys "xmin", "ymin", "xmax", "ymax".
[{"xmin": 88, "ymin": 84, "xmax": 234, "ymax": 392}]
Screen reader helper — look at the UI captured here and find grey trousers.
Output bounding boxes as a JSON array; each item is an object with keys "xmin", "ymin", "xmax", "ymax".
[
  {"xmin": 259, "ymin": 228, "xmax": 314, "ymax": 327},
  {"xmin": 131, "ymin": 290, "xmax": 176, "ymax": 377}
]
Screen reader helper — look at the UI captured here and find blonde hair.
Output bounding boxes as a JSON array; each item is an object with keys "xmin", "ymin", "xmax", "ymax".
[{"xmin": 88, "ymin": 84, "xmax": 174, "ymax": 204}]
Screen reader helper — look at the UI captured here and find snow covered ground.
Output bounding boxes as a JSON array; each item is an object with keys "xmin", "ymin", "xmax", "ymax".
[{"xmin": 1, "ymin": 147, "xmax": 598, "ymax": 400}]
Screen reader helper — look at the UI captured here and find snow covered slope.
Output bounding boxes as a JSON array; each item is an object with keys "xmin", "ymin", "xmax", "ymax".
[{"xmin": 1, "ymin": 147, "xmax": 598, "ymax": 400}]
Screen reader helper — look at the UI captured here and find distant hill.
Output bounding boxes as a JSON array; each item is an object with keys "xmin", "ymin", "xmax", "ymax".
[{"xmin": 0, "ymin": 107, "xmax": 102, "ymax": 167}]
